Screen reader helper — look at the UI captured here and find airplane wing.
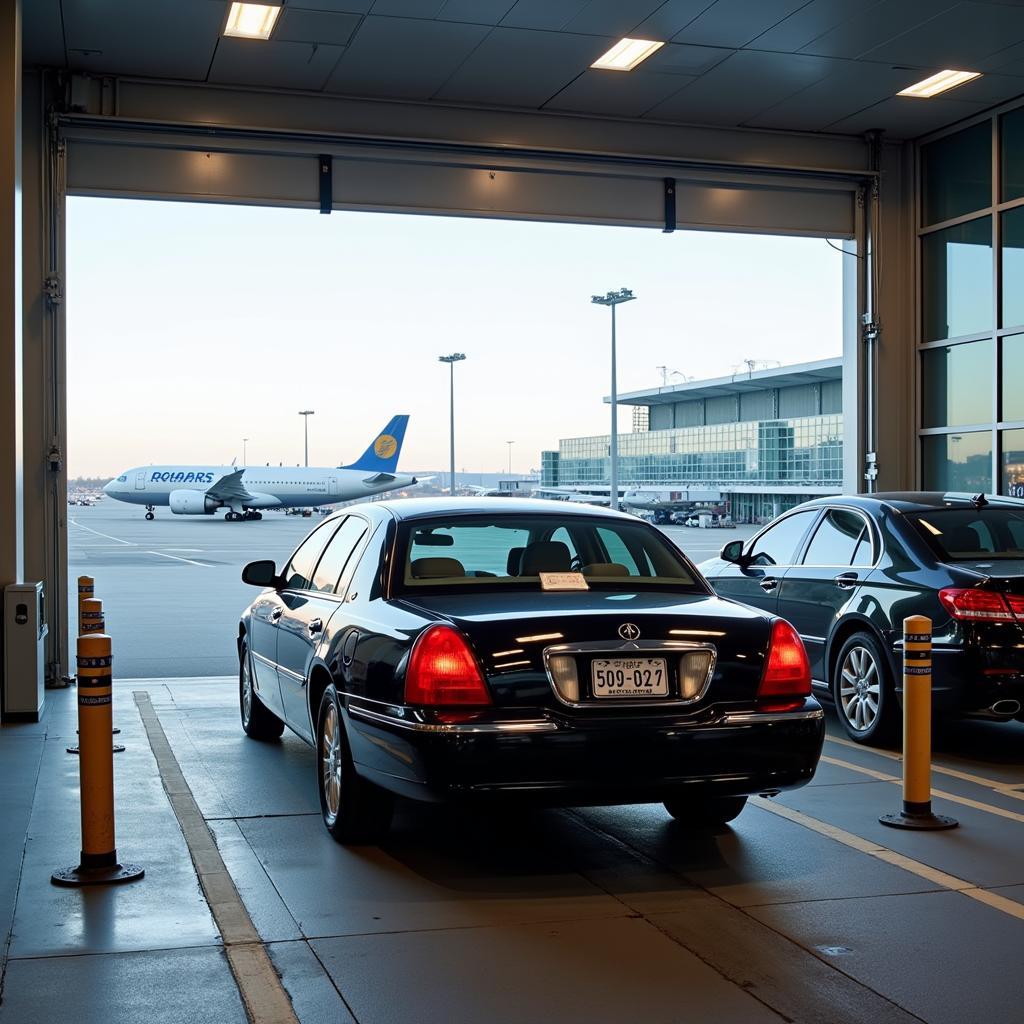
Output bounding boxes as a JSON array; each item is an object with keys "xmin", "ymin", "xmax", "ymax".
[{"xmin": 206, "ymin": 468, "xmax": 254, "ymax": 504}]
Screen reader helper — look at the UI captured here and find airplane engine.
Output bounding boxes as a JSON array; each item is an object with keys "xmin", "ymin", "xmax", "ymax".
[{"xmin": 169, "ymin": 489, "xmax": 219, "ymax": 515}]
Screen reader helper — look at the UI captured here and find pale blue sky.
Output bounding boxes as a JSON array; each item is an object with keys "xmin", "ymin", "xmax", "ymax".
[{"xmin": 67, "ymin": 198, "xmax": 844, "ymax": 477}]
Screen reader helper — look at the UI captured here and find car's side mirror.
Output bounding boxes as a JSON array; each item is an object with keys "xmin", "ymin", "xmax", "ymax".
[
  {"xmin": 720, "ymin": 540, "xmax": 746, "ymax": 565},
  {"xmin": 242, "ymin": 559, "xmax": 280, "ymax": 588}
]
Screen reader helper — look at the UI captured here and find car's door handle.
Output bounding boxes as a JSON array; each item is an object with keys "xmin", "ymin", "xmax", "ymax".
[
  {"xmin": 759, "ymin": 577, "xmax": 778, "ymax": 592},
  {"xmin": 270, "ymin": 608, "xmax": 283, "ymax": 622},
  {"xmin": 833, "ymin": 572, "xmax": 858, "ymax": 590},
  {"xmin": 308, "ymin": 618, "xmax": 323, "ymax": 636}
]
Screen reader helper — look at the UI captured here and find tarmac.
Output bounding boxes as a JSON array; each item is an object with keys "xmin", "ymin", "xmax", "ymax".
[{"xmin": 66, "ymin": 501, "xmax": 752, "ymax": 678}]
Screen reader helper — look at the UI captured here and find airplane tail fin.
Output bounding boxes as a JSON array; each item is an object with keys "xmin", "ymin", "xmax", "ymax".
[{"xmin": 340, "ymin": 415, "xmax": 409, "ymax": 473}]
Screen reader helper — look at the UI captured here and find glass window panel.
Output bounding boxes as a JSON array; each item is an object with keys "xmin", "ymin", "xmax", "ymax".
[
  {"xmin": 921, "ymin": 339, "xmax": 994, "ymax": 427},
  {"xmin": 921, "ymin": 121, "xmax": 991, "ymax": 225},
  {"xmin": 311, "ymin": 516, "xmax": 367, "ymax": 593},
  {"xmin": 922, "ymin": 217, "xmax": 992, "ymax": 341},
  {"xmin": 1002, "ymin": 428, "xmax": 1024, "ymax": 498},
  {"xmin": 802, "ymin": 509, "xmax": 864, "ymax": 566},
  {"xmin": 283, "ymin": 520, "xmax": 338, "ymax": 590},
  {"xmin": 1002, "ymin": 207, "xmax": 1024, "ymax": 329},
  {"xmin": 747, "ymin": 509, "xmax": 819, "ymax": 567},
  {"xmin": 1002, "ymin": 335, "xmax": 1024, "ymax": 422},
  {"xmin": 921, "ymin": 431, "xmax": 992, "ymax": 492},
  {"xmin": 1001, "ymin": 107, "xmax": 1024, "ymax": 202}
]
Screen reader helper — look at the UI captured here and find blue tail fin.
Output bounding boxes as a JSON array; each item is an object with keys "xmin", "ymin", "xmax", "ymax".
[{"xmin": 341, "ymin": 415, "xmax": 409, "ymax": 473}]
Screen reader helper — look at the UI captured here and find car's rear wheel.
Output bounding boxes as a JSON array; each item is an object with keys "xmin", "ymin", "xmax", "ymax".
[
  {"xmin": 239, "ymin": 639, "xmax": 284, "ymax": 740},
  {"xmin": 663, "ymin": 794, "xmax": 747, "ymax": 826},
  {"xmin": 833, "ymin": 631, "xmax": 896, "ymax": 744},
  {"xmin": 317, "ymin": 684, "xmax": 394, "ymax": 844}
]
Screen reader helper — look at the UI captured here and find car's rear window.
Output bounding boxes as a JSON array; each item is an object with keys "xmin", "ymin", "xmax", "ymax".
[
  {"xmin": 397, "ymin": 515, "xmax": 702, "ymax": 590},
  {"xmin": 912, "ymin": 508, "xmax": 1024, "ymax": 560}
]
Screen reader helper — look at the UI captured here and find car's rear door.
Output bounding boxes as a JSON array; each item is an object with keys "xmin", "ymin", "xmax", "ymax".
[
  {"xmin": 277, "ymin": 515, "xmax": 370, "ymax": 739},
  {"xmin": 777, "ymin": 507, "xmax": 875, "ymax": 680},
  {"xmin": 711, "ymin": 508, "xmax": 820, "ymax": 616}
]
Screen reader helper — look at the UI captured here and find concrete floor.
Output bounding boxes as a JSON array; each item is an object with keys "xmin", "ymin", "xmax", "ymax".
[{"xmin": 1, "ymin": 679, "xmax": 1022, "ymax": 1024}]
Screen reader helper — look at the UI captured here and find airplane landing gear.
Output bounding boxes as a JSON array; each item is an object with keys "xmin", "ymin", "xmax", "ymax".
[
  {"xmin": 145, "ymin": 505, "xmax": 155, "ymax": 521},
  {"xmin": 225, "ymin": 510, "xmax": 262, "ymax": 522}
]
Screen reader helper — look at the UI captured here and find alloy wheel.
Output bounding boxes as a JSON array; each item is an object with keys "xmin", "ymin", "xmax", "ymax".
[
  {"xmin": 839, "ymin": 645, "xmax": 880, "ymax": 732},
  {"xmin": 241, "ymin": 653, "xmax": 252, "ymax": 725},
  {"xmin": 321, "ymin": 701, "xmax": 342, "ymax": 822}
]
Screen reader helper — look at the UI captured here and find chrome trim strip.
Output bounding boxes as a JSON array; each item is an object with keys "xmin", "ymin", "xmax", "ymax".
[
  {"xmin": 800, "ymin": 634, "xmax": 826, "ymax": 644},
  {"xmin": 542, "ymin": 639, "xmax": 717, "ymax": 709},
  {"xmin": 251, "ymin": 651, "xmax": 277, "ymax": 669},
  {"xmin": 348, "ymin": 704, "xmax": 560, "ymax": 734},
  {"xmin": 277, "ymin": 664, "xmax": 305, "ymax": 682},
  {"xmin": 719, "ymin": 708, "xmax": 824, "ymax": 725}
]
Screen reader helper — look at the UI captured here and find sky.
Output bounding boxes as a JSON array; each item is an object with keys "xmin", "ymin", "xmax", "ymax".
[{"xmin": 66, "ymin": 197, "xmax": 844, "ymax": 478}]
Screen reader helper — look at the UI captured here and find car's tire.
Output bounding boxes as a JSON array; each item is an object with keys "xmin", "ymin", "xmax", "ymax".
[
  {"xmin": 663, "ymin": 794, "xmax": 747, "ymax": 826},
  {"xmin": 316, "ymin": 684, "xmax": 394, "ymax": 844},
  {"xmin": 832, "ymin": 631, "xmax": 897, "ymax": 744},
  {"xmin": 239, "ymin": 639, "xmax": 285, "ymax": 740}
]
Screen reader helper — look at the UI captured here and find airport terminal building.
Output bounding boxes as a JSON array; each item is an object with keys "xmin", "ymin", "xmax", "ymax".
[{"xmin": 541, "ymin": 359, "xmax": 843, "ymax": 523}]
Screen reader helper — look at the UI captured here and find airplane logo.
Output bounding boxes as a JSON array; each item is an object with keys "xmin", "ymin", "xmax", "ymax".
[{"xmin": 374, "ymin": 434, "xmax": 398, "ymax": 459}]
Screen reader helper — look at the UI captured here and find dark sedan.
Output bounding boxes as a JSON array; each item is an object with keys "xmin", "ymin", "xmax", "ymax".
[
  {"xmin": 238, "ymin": 498, "xmax": 823, "ymax": 843},
  {"xmin": 700, "ymin": 492, "xmax": 1024, "ymax": 744}
]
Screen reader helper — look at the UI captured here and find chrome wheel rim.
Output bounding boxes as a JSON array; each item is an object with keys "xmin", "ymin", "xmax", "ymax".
[
  {"xmin": 241, "ymin": 653, "xmax": 252, "ymax": 724},
  {"xmin": 839, "ymin": 646, "xmax": 880, "ymax": 732},
  {"xmin": 321, "ymin": 701, "xmax": 342, "ymax": 822}
]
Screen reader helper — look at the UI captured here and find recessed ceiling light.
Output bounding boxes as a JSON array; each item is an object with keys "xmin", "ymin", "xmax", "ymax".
[
  {"xmin": 591, "ymin": 38, "xmax": 665, "ymax": 72},
  {"xmin": 224, "ymin": 3, "xmax": 281, "ymax": 40},
  {"xmin": 897, "ymin": 69, "xmax": 981, "ymax": 98}
]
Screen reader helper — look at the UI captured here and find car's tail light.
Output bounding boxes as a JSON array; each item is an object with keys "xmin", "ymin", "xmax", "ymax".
[
  {"xmin": 758, "ymin": 619, "xmax": 811, "ymax": 712},
  {"xmin": 938, "ymin": 588, "xmax": 1015, "ymax": 622},
  {"xmin": 1004, "ymin": 593, "xmax": 1024, "ymax": 620},
  {"xmin": 405, "ymin": 624, "xmax": 492, "ymax": 706}
]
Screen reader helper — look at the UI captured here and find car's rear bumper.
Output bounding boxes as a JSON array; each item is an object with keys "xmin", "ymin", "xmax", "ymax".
[
  {"xmin": 894, "ymin": 644, "xmax": 1024, "ymax": 716},
  {"xmin": 344, "ymin": 699, "xmax": 825, "ymax": 805}
]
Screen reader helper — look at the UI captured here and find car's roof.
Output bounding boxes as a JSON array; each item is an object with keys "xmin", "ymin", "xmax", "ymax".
[
  {"xmin": 354, "ymin": 496, "xmax": 641, "ymax": 522},
  {"xmin": 798, "ymin": 492, "xmax": 1024, "ymax": 513}
]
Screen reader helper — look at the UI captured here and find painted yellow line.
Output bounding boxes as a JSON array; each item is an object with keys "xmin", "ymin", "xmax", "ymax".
[
  {"xmin": 825, "ymin": 734, "xmax": 1024, "ymax": 799},
  {"xmin": 821, "ymin": 755, "xmax": 1024, "ymax": 824},
  {"xmin": 752, "ymin": 797, "xmax": 1024, "ymax": 923}
]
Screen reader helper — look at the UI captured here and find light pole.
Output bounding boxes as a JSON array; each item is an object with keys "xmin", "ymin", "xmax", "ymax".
[
  {"xmin": 438, "ymin": 354, "xmax": 466, "ymax": 494},
  {"xmin": 506, "ymin": 440, "xmax": 514, "ymax": 477},
  {"xmin": 298, "ymin": 410, "xmax": 315, "ymax": 467},
  {"xmin": 242, "ymin": 438, "xmax": 249, "ymax": 466},
  {"xmin": 591, "ymin": 288, "xmax": 636, "ymax": 511}
]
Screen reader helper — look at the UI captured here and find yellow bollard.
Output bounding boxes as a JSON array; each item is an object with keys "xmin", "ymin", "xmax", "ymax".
[
  {"xmin": 79, "ymin": 597, "xmax": 105, "ymax": 634},
  {"xmin": 77, "ymin": 575, "xmax": 94, "ymax": 627},
  {"xmin": 52, "ymin": 634, "xmax": 143, "ymax": 886},
  {"xmin": 880, "ymin": 615, "xmax": 958, "ymax": 831}
]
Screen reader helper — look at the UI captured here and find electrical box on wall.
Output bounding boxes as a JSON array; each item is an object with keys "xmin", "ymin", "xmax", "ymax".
[{"xmin": 3, "ymin": 582, "xmax": 47, "ymax": 722}]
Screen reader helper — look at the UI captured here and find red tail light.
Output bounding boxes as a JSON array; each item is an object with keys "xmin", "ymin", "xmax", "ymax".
[
  {"xmin": 938, "ymin": 588, "xmax": 1016, "ymax": 622},
  {"xmin": 1003, "ymin": 594, "xmax": 1024, "ymax": 620},
  {"xmin": 758, "ymin": 619, "xmax": 811, "ymax": 712},
  {"xmin": 405, "ymin": 625, "xmax": 492, "ymax": 706}
]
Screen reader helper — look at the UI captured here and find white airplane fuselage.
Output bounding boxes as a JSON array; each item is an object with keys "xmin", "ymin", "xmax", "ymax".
[{"xmin": 103, "ymin": 465, "xmax": 416, "ymax": 513}]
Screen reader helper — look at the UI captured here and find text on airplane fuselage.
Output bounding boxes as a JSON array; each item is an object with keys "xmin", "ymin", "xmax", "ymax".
[{"xmin": 150, "ymin": 471, "xmax": 216, "ymax": 484}]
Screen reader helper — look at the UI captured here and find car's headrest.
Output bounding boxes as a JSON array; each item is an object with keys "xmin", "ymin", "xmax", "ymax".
[
  {"xmin": 410, "ymin": 557, "xmax": 465, "ymax": 579},
  {"xmin": 507, "ymin": 546, "xmax": 525, "ymax": 576},
  {"xmin": 581, "ymin": 562, "xmax": 630, "ymax": 577},
  {"xmin": 519, "ymin": 541, "xmax": 571, "ymax": 576},
  {"xmin": 946, "ymin": 524, "xmax": 984, "ymax": 552}
]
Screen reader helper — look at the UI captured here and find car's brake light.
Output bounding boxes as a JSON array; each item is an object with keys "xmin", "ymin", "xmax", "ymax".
[
  {"xmin": 1004, "ymin": 593, "xmax": 1024, "ymax": 620},
  {"xmin": 405, "ymin": 624, "xmax": 492, "ymax": 706},
  {"xmin": 758, "ymin": 619, "xmax": 811, "ymax": 712},
  {"xmin": 938, "ymin": 588, "xmax": 1015, "ymax": 622}
]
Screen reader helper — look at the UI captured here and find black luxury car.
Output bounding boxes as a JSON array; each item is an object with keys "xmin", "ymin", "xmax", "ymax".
[
  {"xmin": 699, "ymin": 492, "xmax": 1024, "ymax": 744},
  {"xmin": 238, "ymin": 498, "xmax": 824, "ymax": 843}
]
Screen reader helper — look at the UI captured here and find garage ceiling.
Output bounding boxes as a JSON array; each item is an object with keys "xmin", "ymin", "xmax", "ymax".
[{"xmin": 22, "ymin": 0, "xmax": 1024, "ymax": 140}]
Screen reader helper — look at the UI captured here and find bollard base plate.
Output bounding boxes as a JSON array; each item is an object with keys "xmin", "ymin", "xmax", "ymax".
[
  {"xmin": 51, "ymin": 862, "xmax": 145, "ymax": 887},
  {"xmin": 66, "ymin": 744, "xmax": 125, "ymax": 754},
  {"xmin": 51, "ymin": 864, "xmax": 144, "ymax": 888},
  {"xmin": 879, "ymin": 811, "xmax": 959, "ymax": 831}
]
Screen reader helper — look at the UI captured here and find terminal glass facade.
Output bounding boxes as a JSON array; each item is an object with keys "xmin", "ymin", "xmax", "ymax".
[{"xmin": 919, "ymin": 102, "xmax": 1024, "ymax": 496}]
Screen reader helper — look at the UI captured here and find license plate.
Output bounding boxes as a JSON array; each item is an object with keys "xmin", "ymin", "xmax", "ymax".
[{"xmin": 591, "ymin": 658, "xmax": 668, "ymax": 698}]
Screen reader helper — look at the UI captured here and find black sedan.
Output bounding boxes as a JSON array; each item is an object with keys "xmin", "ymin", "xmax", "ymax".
[
  {"xmin": 238, "ymin": 498, "xmax": 824, "ymax": 843},
  {"xmin": 700, "ymin": 492, "xmax": 1024, "ymax": 744}
]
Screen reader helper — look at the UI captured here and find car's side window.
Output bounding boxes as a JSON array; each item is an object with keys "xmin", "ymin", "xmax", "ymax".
[
  {"xmin": 549, "ymin": 527, "xmax": 579, "ymax": 562},
  {"xmin": 310, "ymin": 517, "xmax": 368, "ymax": 593},
  {"xmin": 802, "ymin": 510, "xmax": 869, "ymax": 566},
  {"xmin": 851, "ymin": 529, "xmax": 874, "ymax": 567},
  {"xmin": 747, "ymin": 510, "xmax": 819, "ymax": 567},
  {"xmin": 282, "ymin": 520, "xmax": 338, "ymax": 590},
  {"xmin": 596, "ymin": 527, "xmax": 642, "ymax": 574}
]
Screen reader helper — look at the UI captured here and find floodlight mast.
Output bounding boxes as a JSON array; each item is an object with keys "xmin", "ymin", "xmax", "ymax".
[
  {"xmin": 439, "ymin": 354, "xmax": 466, "ymax": 495},
  {"xmin": 590, "ymin": 289, "xmax": 636, "ymax": 511},
  {"xmin": 298, "ymin": 411, "xmax": 314, "ymax": 467}
]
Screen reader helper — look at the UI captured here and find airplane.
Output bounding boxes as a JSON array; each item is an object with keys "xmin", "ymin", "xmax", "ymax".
[{"xmin": 103, "ymin": 415, "xmax": 417, "ymax": 521}]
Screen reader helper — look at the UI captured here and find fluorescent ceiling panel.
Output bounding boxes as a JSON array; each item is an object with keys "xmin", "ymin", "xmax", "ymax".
[
  {"xmin": 591, "ymin": 38, "xmax": 664, "ymax": 72},
  {"xmin": 897, "ymin": 69, "xmax": 981, "ymax": 98},
  {"xmin": 224, "ymin": 3, "xmax": 281, "ymax": 40}
]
